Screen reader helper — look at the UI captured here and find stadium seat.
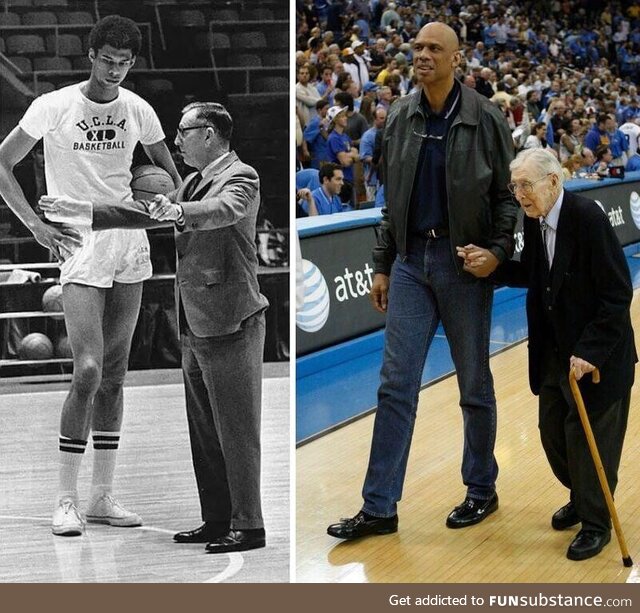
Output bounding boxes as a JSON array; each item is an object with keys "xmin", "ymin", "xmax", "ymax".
[
  {"xmin": 137, "ymin": 78, "xmax": 174, "ymax": 100},
  {"xmin": 7, "ymin": 56, "xmax": 32, "ymax": 73},
  {"xmin": 227, "ymin": 54, "xmax": 262, "ymax": 68},
  {"xmin": 201, "ymin": 32, "xmax": 230, "ymax": 51},
  {"xmin": 168, "ymin": 10, "xmax": 206, "ymax": 27},
  {"xmin": 33, "ymin": 56, "xmax": 72, "ymax": 71},
  {"xmin": 231, "ymin": 31, "xmax": 267, "ymax": 50},
  {"xmin": 296, "ymin": 168, "xmax": 320, "ymax": 192},
  {"xmin": 22, "ymin": 11, "xmax": 57, "ymax": 25},
  {"xmin": 6, "ymin": 34, "xmax": 45, "ymax": 55},
  {"xmin": 0, "ymin": 13, "xmax": 21, "ymax": 26},
  {"xmin": 72, "ymin": 55, "xmax": 92, "ymax": 70},
  {"xmin": 130, "ymin": 56, "xmax": 148, "ymax": 70},
  {"xmin": 32, "ymin": 0, "xmax": 68, "ymax": 6},
  {"xmin": 252, "ymin": 76, "xmax": 288, "ymax": 93},
  {"xmin": 58, "ymin": 12, "xmax": 94, "ymax": 25},
  {"xmin": 243, "ymin": 8, "xmax": 274, "ymax": 21},
  {"xmin": 35, "ymin": 80, "xmax": 55, "ymax": 94},
  {"xmin": 263, "ymin": 52, "xmax": 289, "ymax": 67},
  {"xmin": 210, "ymin": 9, "xmax": 239, "ymax": 22},
  {"xmin": 266, "ymin": 30, "xmax": 288, "ymax": 50},
  {"xmin": 46, "ymin": 33, "xmax": 82, "ymax": 56}
]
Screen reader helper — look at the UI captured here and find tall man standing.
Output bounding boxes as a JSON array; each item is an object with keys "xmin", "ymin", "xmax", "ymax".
[
  {"xmin": 327, "ymin": 23, "xmax": 517, "ymax": 540},
  {"xmin": 460, "ymin": 149, "xmax": 636, "ymax": 561},
  {"xmin": 0, "ymin": 15, "xmax": 181, "ymax": 536},
  {"xmin": 41, "ymin": 102, "xmax": 269, "ymax": 554}
]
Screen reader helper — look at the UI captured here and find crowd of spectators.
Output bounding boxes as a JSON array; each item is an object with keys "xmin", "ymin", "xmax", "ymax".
[{"xmin": 295, "ymin": 0, "xmax": 640, "ymax": 217}]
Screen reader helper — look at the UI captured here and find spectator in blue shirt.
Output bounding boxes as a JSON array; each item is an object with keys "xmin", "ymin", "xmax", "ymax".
[
  {"xmin": 310, "ymin": 163, "xmax": 345, "ymax": 215},
  {"xmin": 326, "ymin": 105, "xmax": 359, "ymax": 204},
  {"xmin": 626, "ymin": 153, "xmax": 640, "ymax": 171},
  {"xmin": 584, "ymin": 114, "xmax": 612, "ymax": 154},
  {"xmin": 303, "ymin": 98, "xmax": 331, "ymax": 169},
  {"xmin": 359, "ymin": 106, "xmax": 386, "ymax": 202}
]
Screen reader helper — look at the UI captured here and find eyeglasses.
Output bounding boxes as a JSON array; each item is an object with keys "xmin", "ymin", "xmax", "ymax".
[
  {"xmin": 176, "ymin": 125, "xmax": 212, "ymax": 137},
  {"xmin": 412, "ymin": 129, "xmax": 445, "ymax": 140},
  {"xmin": 97, "ymin": 55, "xmax": 134, "ymax": 70},
  {"xmin": 507, "ymin": 173, "xmax": 552, "ymax": 195}
]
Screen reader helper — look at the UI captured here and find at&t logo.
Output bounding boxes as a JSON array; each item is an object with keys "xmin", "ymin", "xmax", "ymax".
[{"xmin": 296, "ymin": 259, "xmax": 330, "ymax": 333}]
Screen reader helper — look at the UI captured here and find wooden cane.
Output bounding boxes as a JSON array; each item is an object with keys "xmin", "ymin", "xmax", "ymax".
[{"xmin": 568, "ymin": 367, "xmax": 633, "ymax": 567}]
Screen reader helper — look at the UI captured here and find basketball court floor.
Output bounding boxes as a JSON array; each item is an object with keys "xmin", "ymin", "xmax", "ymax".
[
  {"xmin": 0, "ymin": 365, "xmax": 289, "ymax": 583},
  {"xmin": 297, "ymin": 282, "xmax": 640, "ymax": 583}
]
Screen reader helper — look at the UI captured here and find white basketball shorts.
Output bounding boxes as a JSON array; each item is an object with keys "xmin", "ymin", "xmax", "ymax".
[{"xmin": 59, "ymin": 228, "xmax": 152, "ymax": 287}]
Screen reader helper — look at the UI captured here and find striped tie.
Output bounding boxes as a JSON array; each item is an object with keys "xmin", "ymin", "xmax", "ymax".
[{"xmin": 185, "ymin": 172, "xmax": 202, "ymax": 201}]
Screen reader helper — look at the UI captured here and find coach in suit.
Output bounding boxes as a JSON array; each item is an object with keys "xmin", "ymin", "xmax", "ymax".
[
  {"xmin": 41, "ymin": 102, "xmax": 269, "ymax": 553},
  {"xmin": 458, "ymin": 148, "xmax": 636, "ymax": 561}
]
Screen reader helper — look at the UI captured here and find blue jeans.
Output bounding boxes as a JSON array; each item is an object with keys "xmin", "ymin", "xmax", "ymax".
[{"xmin": 362, "ymin": 237, "xmax": 498, "ymax": 517}]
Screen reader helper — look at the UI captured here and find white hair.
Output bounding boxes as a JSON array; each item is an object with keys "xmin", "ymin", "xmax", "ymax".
[{"xmin": 510, "ymin": 148, "xmax": 564, "ymax": 187}]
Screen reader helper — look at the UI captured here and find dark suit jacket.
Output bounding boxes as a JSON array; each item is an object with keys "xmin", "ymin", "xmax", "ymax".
[
  {"xmin": 93, "ymin": 151, "xmax": 269, "ymax": 337},
  {"xmin": 495, "ymin": 190, "xmax": 636, "ymax": 407}
]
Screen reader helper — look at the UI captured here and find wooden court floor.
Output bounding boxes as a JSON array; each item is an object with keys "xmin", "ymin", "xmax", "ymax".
[
  {"xmin": 296, "ymin": 293, "xmax": 640, "ymax": 583},
  {"xmin": 0, "ymin": 368, "xmax": 289, "ymax": 583}
]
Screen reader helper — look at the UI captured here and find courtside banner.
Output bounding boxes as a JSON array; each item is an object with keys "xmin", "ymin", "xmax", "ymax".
[
  {"xmin": 296, "ymin": 174, "xmax": 640, "ymax": 356},
  {"xmin": 298, "ymin": 226, "xmax": 385, "ymax": 355}
]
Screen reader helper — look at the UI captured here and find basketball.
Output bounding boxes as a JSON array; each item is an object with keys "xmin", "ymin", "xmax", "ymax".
[
  {"xmin": 42, "ymin": 284, "xmax": 64, "ymax": 313},
  {"xmin": 55, "ymin": 334, "xmax": 73, "ymax": 359},
  {"xmin": 18, "ymin": 332, "xmax": 54, "ymax": 360},
  {"xmin": 130, "ymin": 165, "xmax": 175, "ymax": 200}
]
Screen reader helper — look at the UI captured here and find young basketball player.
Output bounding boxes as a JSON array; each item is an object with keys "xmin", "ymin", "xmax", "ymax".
[{"xmin": 0, "ymin": 15, "xmax": 181, "ymax": 536}]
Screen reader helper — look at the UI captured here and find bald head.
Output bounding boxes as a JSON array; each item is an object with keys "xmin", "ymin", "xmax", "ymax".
[
  {"xmin": 412, "ymin": 22, "xmax": 461, "ymax": 90},
  {"xmin": 418, "ymin": 22, "xmax": 460, "ymax": 52}
]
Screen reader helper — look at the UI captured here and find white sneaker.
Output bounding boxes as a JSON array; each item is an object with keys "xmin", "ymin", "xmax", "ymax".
[
  {"xmin": 86, "ymin": 494, "xmax": 143, "ymax": 527},
  {"xmin": 52, "ymin": 499, "xmax": 85, "ymax": 536}
]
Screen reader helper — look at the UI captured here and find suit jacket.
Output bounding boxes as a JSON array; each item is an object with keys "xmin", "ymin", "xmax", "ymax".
[
  {"xmin": 93, "ymin": 151, "xmax": 269, "ymax": 337},
  {"xmin": 495, "ymin": 190, "xmax": 636, "ymax": 407}
]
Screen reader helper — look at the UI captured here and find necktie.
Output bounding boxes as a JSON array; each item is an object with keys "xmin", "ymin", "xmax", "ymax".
[
  {"xmin": 540, "ymin": 219, "xmax": 550, "ymax": 266},
  {"xmin": 184, "ymin": 172, "xmax": 202, "ymax": 201}
]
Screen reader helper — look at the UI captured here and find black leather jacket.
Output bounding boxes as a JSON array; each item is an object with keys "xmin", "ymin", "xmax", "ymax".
[{"xmin": 373, "ymin": 82, "xmax": 518, "ymax": 275}]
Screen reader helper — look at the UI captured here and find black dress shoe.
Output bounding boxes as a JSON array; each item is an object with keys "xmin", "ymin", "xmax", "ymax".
[
  {"xmin": 567, "ymin": 529, "xmax": 611, "ymax": 561},
  {"xmin": 174, "ymin": 522, "xmax": 229, "ymax": 543},
  {"xmin": 551, "ymin": 502, "xmax": 580, "ymax": 530},
  {"xmin": 327, "ymin": 511, "xmax": 398, "ymax": 540},
  {"xmin": 205, "ymin": 528, "xmax": 266, "ymax": 553},
  {"xmin": 446, "ymin": 493, "xmax": 498, "ymax": 528}
]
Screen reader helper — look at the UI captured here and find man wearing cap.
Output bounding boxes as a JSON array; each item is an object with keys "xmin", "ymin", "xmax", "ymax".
[
  {"xmin": 326, "ymin": 105, "xmax": 359, "ymax": 206},
  {"xmin": 327, "ymin": 23, "xmax": 516, "ymax": 541},
  {"xmin": 344, "ymin": 40, "xmax": 370, "ymax": 96}
]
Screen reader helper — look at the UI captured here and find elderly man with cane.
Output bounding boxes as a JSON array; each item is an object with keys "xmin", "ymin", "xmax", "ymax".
[{"xmin": 459, "ymin": 148, "xmax": 636, "ymax": 561}]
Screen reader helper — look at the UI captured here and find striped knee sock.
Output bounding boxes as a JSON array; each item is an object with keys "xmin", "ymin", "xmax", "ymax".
[
  {"xmin": 58, "ymin": 435, "xmax": 87, "ymax": 504},
  {"xmin": 90, "ymin": 431, "xmax": 120, "ymax": 499}
]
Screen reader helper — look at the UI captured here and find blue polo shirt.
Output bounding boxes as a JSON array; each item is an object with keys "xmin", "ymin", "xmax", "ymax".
[
  {"xmin": 303, "ymin": 116, "xmax": 330, "ymax": 170},
  {"xmin": 310, "ymin": 186, "xmax": 343, "ymax": 215},
  {"xmin": 408, "ymin": 80, "xmax": 462, "ymax": 235},
  {"xmin": 327, "ymin": 129, "xmax": 354, "ymax": 183},
  {"xmin": 359, "ymin": 126, "xmax": 379, "ymax": 186}
]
